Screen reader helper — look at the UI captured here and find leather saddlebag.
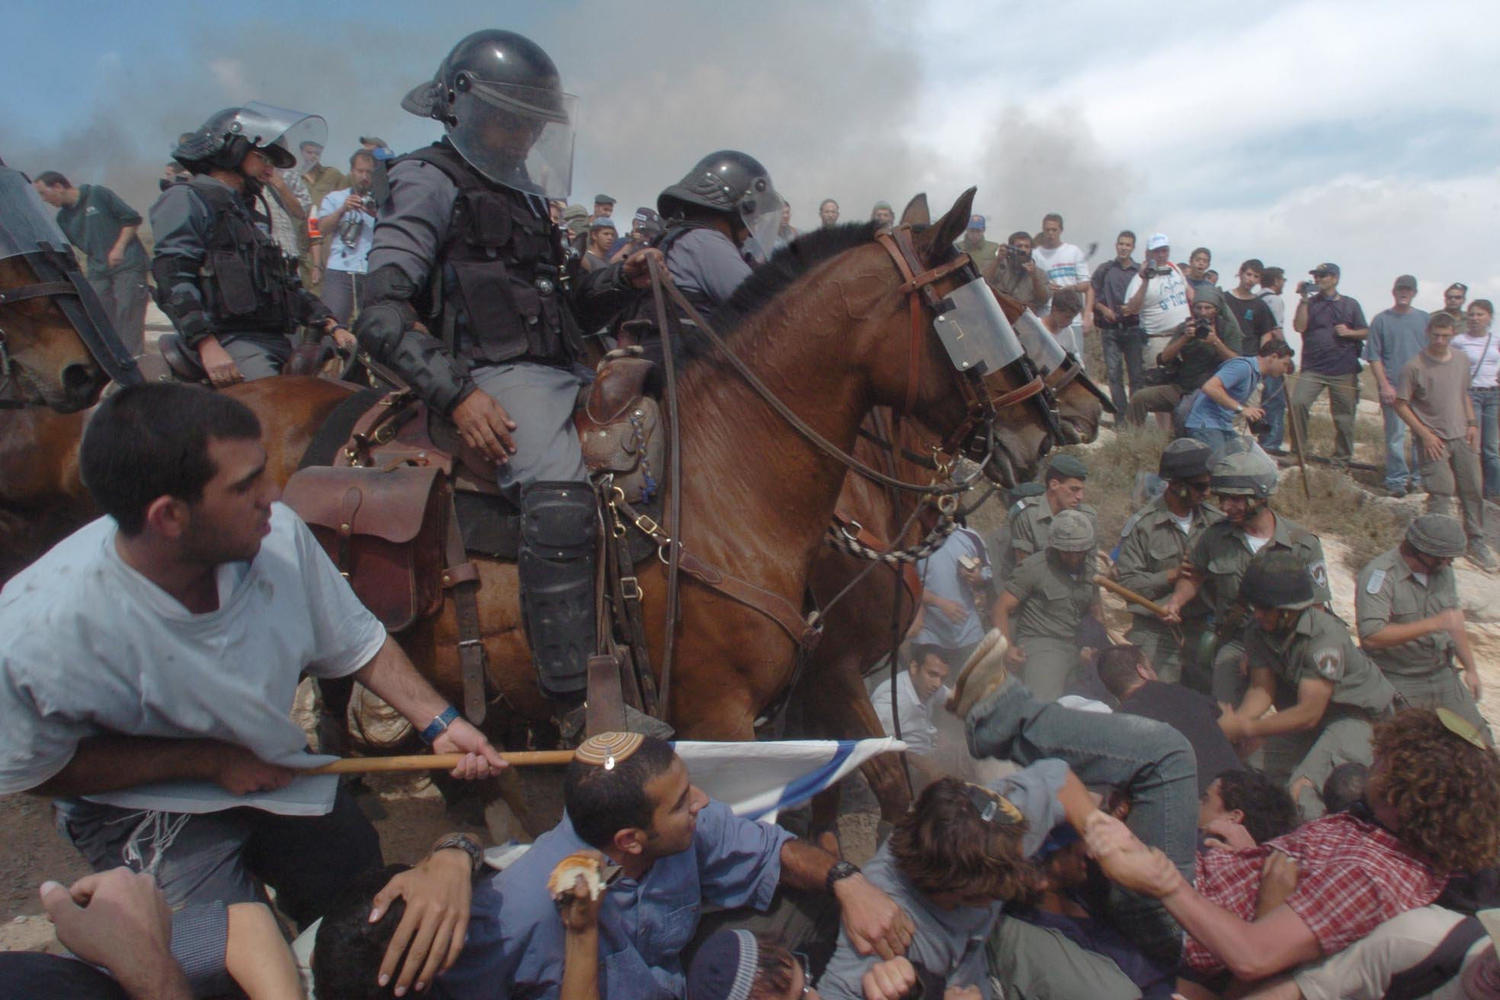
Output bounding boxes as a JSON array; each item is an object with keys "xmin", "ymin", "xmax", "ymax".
[{"xmin": 282, "ymin": 464, "xmax": 450, "ymax": 632}]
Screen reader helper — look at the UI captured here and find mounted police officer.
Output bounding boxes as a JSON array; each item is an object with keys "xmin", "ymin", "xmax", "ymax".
[
  {"xmin": 355, "ymin": 30, "xmax": 653, "ymax": 710},
  {"xmin": 1159, "ymin": 448, "xmax": 1328, "ymax": 706},
  {"xmin": 1216, "ymin": 549, "xmax": 1397, "ymax": 818},
  {"xmin": 1115, "ymin": 438, "xmax": 1221, "ymax": 685},
  {"xmin": 151, "ymin": 105, "xmax": 352, "ymax": 387},
  {"xmin": 610, "ymin": 151, "xmax": 784, "ymax": 363}
]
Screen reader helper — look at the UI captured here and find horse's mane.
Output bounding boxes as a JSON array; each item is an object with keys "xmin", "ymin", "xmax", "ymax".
[{"xmin": 670, "ymin": 222, "xmax": 879, "ymax": 366}]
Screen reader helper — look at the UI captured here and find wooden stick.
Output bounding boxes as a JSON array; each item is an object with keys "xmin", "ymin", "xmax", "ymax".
[
  {"xmin": 1093, "ymin": 574, "xmax": 1170, "ymax": 618},
  {"xmin": 302, "ymin": 750, "xmax": 576, "ymax": 774}
]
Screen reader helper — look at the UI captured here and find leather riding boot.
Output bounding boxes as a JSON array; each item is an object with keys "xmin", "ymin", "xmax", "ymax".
[{"xmin": 518, "ymin": 481, "xmax": 598, "ymax": 704}]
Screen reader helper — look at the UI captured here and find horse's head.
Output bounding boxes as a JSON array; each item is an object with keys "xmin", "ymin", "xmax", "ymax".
[
  {"xmin": 841, "ymin": 188, "xmax": 1059, "ymax": 486},
  {"xmin": 0, "ymin": 166, "xmax": 136, "ymax": 412},
  {"xmin": 0, "ymin": 255, "xmax": 113, "ymax": 412}
]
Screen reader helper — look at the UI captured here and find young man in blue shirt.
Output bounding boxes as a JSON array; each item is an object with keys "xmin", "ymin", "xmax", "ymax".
[{"xmin": 1185, "ymin": 340, "xmax": 1297, "ymax": 458}]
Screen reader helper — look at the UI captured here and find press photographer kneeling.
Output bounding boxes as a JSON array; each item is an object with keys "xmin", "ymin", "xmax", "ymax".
[{"xmin": 1125, "ymin": 299, "xmax": 1242, "ymax": 430}]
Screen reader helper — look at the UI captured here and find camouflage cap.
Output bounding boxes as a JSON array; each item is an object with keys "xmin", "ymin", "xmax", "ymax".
[
  {"xmin": 1048, "ymin": 509, "xmax": 1096, "ymax": 552},
  {"xmin": 1406, "ymin": 514, "xmax": 1466, "ymax": 558}
]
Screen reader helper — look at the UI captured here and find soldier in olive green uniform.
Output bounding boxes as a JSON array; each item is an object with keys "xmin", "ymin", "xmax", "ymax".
[
  {"xmin": 1356, "ymin": 514, "xmax": 1489, "ymax": 738},
  {"xmin": 1115, "ymin": 439, "xmax": 1221, "ymax": 685},
  {"xmin": 1218, "ymin": 550, "xmax": 1397, "ymax": 818},
  {"xmin": 1160, "ymin": 449, "xmax": 1329, "ymax": 705},
  {"xmin": 1004, "ymin": 454, "xmax": 1097, "ymax": 575},
  {"xmin": 996, "ymin": 509, "xmax": 1101, "ymax": 702}
]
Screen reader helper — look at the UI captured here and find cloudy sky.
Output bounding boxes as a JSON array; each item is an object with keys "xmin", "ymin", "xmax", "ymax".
[{"xmin": 3, "ymin": 0, "xmax": 1496, "ymax": 318}]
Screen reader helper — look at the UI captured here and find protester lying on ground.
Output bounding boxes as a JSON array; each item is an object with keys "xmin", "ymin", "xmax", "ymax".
[
  {"xmin": 338, "ymin": 732, "xmax": 912, "ymax": 999},
  {"xmin": 1081, "ymin": 708, "xmax": 1500, "ymax": 994},
  {"xmin": 1002, "ymin": 823, "xmax": 1176, "ymax": 999},
  {"xmin": 0, "ymin": 867, "xmax": 301, "ymax": 1000}
]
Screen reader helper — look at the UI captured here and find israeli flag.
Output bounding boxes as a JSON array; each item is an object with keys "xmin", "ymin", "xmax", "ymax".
[{"xmin": 675, "ymin": 737, "xmax": 907, "ymax": 822}]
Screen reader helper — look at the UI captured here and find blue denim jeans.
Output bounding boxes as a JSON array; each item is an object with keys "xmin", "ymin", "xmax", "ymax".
[
  {"xmin": 1380, "ymin": 404, "xmax": 1420, "ymax": 492},
  {"xmin": 1471, "ymin": 387, "xmax": 1500, "ymax": 496},
  {"xmin": 1100, "ymin": 325, "xmax": 1147, "ymax": 417},
  {"xmin": 966, "ymin": 676, "xmax": 1198, "ymax": 963},
  {"xmin": 1259, "ymin": 374, "xmax": 1286, "ymax": 449}
]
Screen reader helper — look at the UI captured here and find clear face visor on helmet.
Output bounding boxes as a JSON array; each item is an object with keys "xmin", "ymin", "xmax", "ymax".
[
  {"xmin": 738, "ymin": 180, "xmax": 784, "ymax": 263},
  {"xmin": 0, "ymin": 167, "xmax": 72, "ymax": 262},
  {"xmin": 227, "ymin": 102, "xmax": 327, "ymax": 170},
  {"xmin": 445, "ymin": 77, "xmax": 577, "ymax": 198},
  {"xmin": 930, "ymin": 275, "xmax": 1027, "ymax": 376}
]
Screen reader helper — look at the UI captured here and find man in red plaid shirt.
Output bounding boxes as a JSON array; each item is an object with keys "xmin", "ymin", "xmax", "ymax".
[{"xmin": 1084, "ymin": 709, "xmax": 1500, "ymax": 992}]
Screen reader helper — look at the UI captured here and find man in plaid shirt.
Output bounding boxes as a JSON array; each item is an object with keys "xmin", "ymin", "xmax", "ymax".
[{"xmin": 1084, "ymin": 709, "xmax": 1500, "ymax": 989}]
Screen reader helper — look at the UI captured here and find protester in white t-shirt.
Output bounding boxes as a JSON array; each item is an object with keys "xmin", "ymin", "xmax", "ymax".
[
  {"xmin": 1121, "ymin": 232, "xmax": 1191, "ymax": 337},
  {"xmin": 1032, "ymin": 213, "xmax": 1094, "ymax": 344},
  {"xmin": 0, "ymin": 385, "xmax": 506, "ymax": 974}
]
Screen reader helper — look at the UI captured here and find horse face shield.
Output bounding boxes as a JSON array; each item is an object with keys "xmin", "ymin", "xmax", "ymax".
[{"xmin": 1013, "ymin": 309, "xmax": 1117, "ymax": 417}]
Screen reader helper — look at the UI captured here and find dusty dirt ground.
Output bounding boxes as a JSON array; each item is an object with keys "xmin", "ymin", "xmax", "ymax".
[{"xmin": 3, "ymin": 385, "xmax": 1499, "ymax": 954}]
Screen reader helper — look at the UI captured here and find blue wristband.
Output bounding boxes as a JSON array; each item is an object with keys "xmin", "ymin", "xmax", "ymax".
[{"xmin": 420, "ymin": 706, "xmax": 461, "ymax": 745}]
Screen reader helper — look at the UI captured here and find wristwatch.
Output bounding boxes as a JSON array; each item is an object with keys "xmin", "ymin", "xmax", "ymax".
[
  {"xmin": 431, "ymin": 833, "xmax": 485, "ymax": 879},
  {"xmin": 826, "ymin": 860, "xmax": 862, "ymax": 894},
  {"xmin": 421, "ymin": 705, "xmax": 461, "ymax": 745}
]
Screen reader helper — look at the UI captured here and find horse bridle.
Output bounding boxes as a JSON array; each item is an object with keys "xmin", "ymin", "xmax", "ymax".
[
  {"xmin": 875, "ymin": 226, "xmax": 1061, "ymax": 463},
  {"xmin": 0, "ymin": 245, "xmax": 143, "ymax": 389}
]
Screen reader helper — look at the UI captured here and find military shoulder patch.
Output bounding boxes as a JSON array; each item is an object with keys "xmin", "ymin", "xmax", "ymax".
[
  {"xmin": 1308, "ymin": 560, "xmax": 1328, "ymax": 590},
  {"xmin": 1313, "ymin": 647, "xmax": 1344, "ymax": 681},
  {"xmin": 1365, "ymin": 568, "xmax": 1387, "ymax": 595}
]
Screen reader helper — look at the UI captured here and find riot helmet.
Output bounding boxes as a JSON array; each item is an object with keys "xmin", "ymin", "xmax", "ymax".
[
  {"xmin": 658, "ymin": 150, "xmax": 784, "ymax": 262},
  {"xmin": 1239, "ymin": 550, "xmax": 1317, "ymax": 611},
  {"xmin": 402, "ymin": 30, "xmax": 576, "ymax": 198},
  {"xmin": 1160, "ymin": 438, "xmax": 1214, "ymax": 481},
  {"xmin": 173, "ymin": 104, "xmax": 323, "ymax": 175},
  {"xmin": 1210, "ymin": 448, "xmax": 1279, "ymax": 499}
]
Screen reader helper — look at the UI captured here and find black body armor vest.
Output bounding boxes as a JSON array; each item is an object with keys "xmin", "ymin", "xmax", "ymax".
[
  {"xmin": 187, "ymin": 176, "xmax": 298, "ymax": 334},
  {"xmin": 397, "ymin": 143, "xmax": 578, "ymax": 367}
]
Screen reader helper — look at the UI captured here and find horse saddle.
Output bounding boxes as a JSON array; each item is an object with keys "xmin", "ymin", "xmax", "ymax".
[
  {"xmin": 156, "ymin": 332, "xmax": 333, "ymax": 383},
  {"xmin": 283, "ymin": 357, "xmax": 666, "ymax": 627}
]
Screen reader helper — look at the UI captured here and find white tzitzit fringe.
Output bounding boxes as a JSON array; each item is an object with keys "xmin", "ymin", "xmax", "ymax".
[{"xmin": 108, "ymin": 809, "xmax": 194, "ymax": 876}]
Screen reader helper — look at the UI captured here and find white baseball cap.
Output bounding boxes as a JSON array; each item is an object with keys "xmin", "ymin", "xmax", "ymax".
[{"xmin": 1146, "ymin": 233, "xmax": 1170, "ymax": 251}]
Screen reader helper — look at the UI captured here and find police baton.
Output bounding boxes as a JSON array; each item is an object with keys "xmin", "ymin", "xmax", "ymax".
[{"xmin": 1093, "ymin": 575, "xmax": 1170, "ymax": 619}]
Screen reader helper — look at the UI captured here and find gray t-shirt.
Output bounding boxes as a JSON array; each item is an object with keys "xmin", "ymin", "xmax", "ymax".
[
  {"xmin": 1399, "ymin": 350, "xmax": 1473, "ymax": 440},
  {"xmin": 1365, "ymin": 307, "xmax": 1430, "ymax": 384},
  {"xmin": 56, "ymin": 184, "xmax": 147, "ymax": 277},
  {"xmin": 818, "ymin": 761, "xmax": 1069, "ymax": 1000}
]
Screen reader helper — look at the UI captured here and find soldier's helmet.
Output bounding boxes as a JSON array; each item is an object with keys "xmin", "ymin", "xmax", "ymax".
[
  {"xmin": 1240, "ymin": 549, "xmax": 1317, "ymax": 610},
  {"xmin": 1048, "ymin": 509, "xmax": 1096, "ymax": 553},
  {"xmin": 1210, "ymin": 448, "xmax": 1279, "ymax": 498}
]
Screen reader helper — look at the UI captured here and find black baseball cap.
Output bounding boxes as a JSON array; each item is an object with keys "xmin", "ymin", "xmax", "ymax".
[{"xmin": 1309, "ymin": 263, "xmax": 1340, "ymax": 278}]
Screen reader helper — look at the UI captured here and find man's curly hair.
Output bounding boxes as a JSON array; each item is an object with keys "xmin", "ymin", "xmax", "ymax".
[
  {"xmin": 1374, "ymin": 709, "xmax": 1500, "ymax": 873},
  {"xmin": 888, "ymin": 777, "xmax": 1037, "ymax": 902}
]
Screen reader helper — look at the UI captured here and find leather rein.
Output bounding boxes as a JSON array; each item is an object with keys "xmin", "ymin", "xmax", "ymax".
[{"xmin": 632, "ymin": 229, "xmax": 1048, "ymax": 717}]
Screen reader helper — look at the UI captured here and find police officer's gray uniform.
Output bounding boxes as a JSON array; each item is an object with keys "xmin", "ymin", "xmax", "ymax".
[
  {"xmin": 1188, "ymin": 514, "xmax": 1329, "ymax": 704},
  {"xmin": 663, "ymin": 226, "xmax": 752, "ymax": 310},
  {"xmin": 1356, "ymin": 541, "xmax": 1488, "ymax": 736},
  {"xmin": 1005, "ymin": 512, "xmax": 1099, "ymax": 702},
  {"xmin": 1246, "ymin": 606, "xmax": 1396, "ymax": 817},
  {"xmin": 151, "ymin": 110, "xmax": 334, "ymax": 380},
  {"xmin": 1116, "ymin": 496, "xmax": 1221, "ymax": 683},
  {"xmin": 355, "ymin": 30, "xmax": 616, "ymax": 703}
]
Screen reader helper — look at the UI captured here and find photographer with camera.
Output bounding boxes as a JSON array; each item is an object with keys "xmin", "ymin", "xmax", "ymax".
[
  {"xmin": 1291, "ymin": 262, "xmax": 1368, "ymax": 468},
  {"xmin": 1119, "ymin": 233, "xmax": 1190, "ymax": 343},
  {"xmin": 983, "ymin": 230, "xmax": 1048, "ymax": 310},
  {"xmin": 1124, "ymin": 298, "xmax": 1241, "ymax": 429},
  {"xmin": 1183, "ymin": 339, "xmax": 1297, "ymax": 459},
  {"xmin": 315, "ymin": 148, "xmax": 379, "ymax": 330}
]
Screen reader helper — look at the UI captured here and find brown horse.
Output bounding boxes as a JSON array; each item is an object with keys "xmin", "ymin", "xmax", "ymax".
[
  {"xmin": 0, "ymin": 256, "xmax": 117, "ymax": 412},
  {"xmin": 3, "ymin": 190, "xmax": 1057, "ymax": 750}
]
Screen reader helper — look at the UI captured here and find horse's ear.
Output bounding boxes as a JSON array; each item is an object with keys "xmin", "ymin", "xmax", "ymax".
[
  {"xmin": 921, "ymin": 188, "xmax": 976, "ymax": 264},
  {"xmin": 899, "ymin": 194, "xmax": 930, "ymax": 227}
]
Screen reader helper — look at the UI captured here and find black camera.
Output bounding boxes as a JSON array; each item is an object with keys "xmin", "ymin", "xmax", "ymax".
[
  {"xmin": 1193, "ymin": 318, "xmax": 1212, "ymax": 339},
  {"xmin": 1145, "ymin": 265, "xmax": 1173, "ymax": 278},
  {"xmin": 1006, "ymin": 244, "xmax": 1031, "ymax": 264},
  {"xmin": 1248, "ymin": 416, "xmax": 1272, "ymax": 436}
]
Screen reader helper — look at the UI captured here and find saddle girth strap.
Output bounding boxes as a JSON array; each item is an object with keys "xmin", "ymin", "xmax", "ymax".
[
  {"xmin": 614, "ymin": 496, "xmax": 822, "ymax": 650},
  {"xmin": 440, "ymin": 494, "xmax": 487, "ymax": 725}
]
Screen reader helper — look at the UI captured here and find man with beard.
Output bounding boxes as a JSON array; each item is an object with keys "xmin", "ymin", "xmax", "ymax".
[
  {"xmin": 315, "ymin": 148, "xmax": 379, "ymax": 326},
  {"xmin": 819, "ymin": 198, "xmax": 840, "ymax": 228},
  {"xmin": 986, "ymin": 229, "xmax": 1048, "ymax": 310},
  {"xmin": 150, "ymin": 106, "xmax": 349, "ymax": 386}
]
